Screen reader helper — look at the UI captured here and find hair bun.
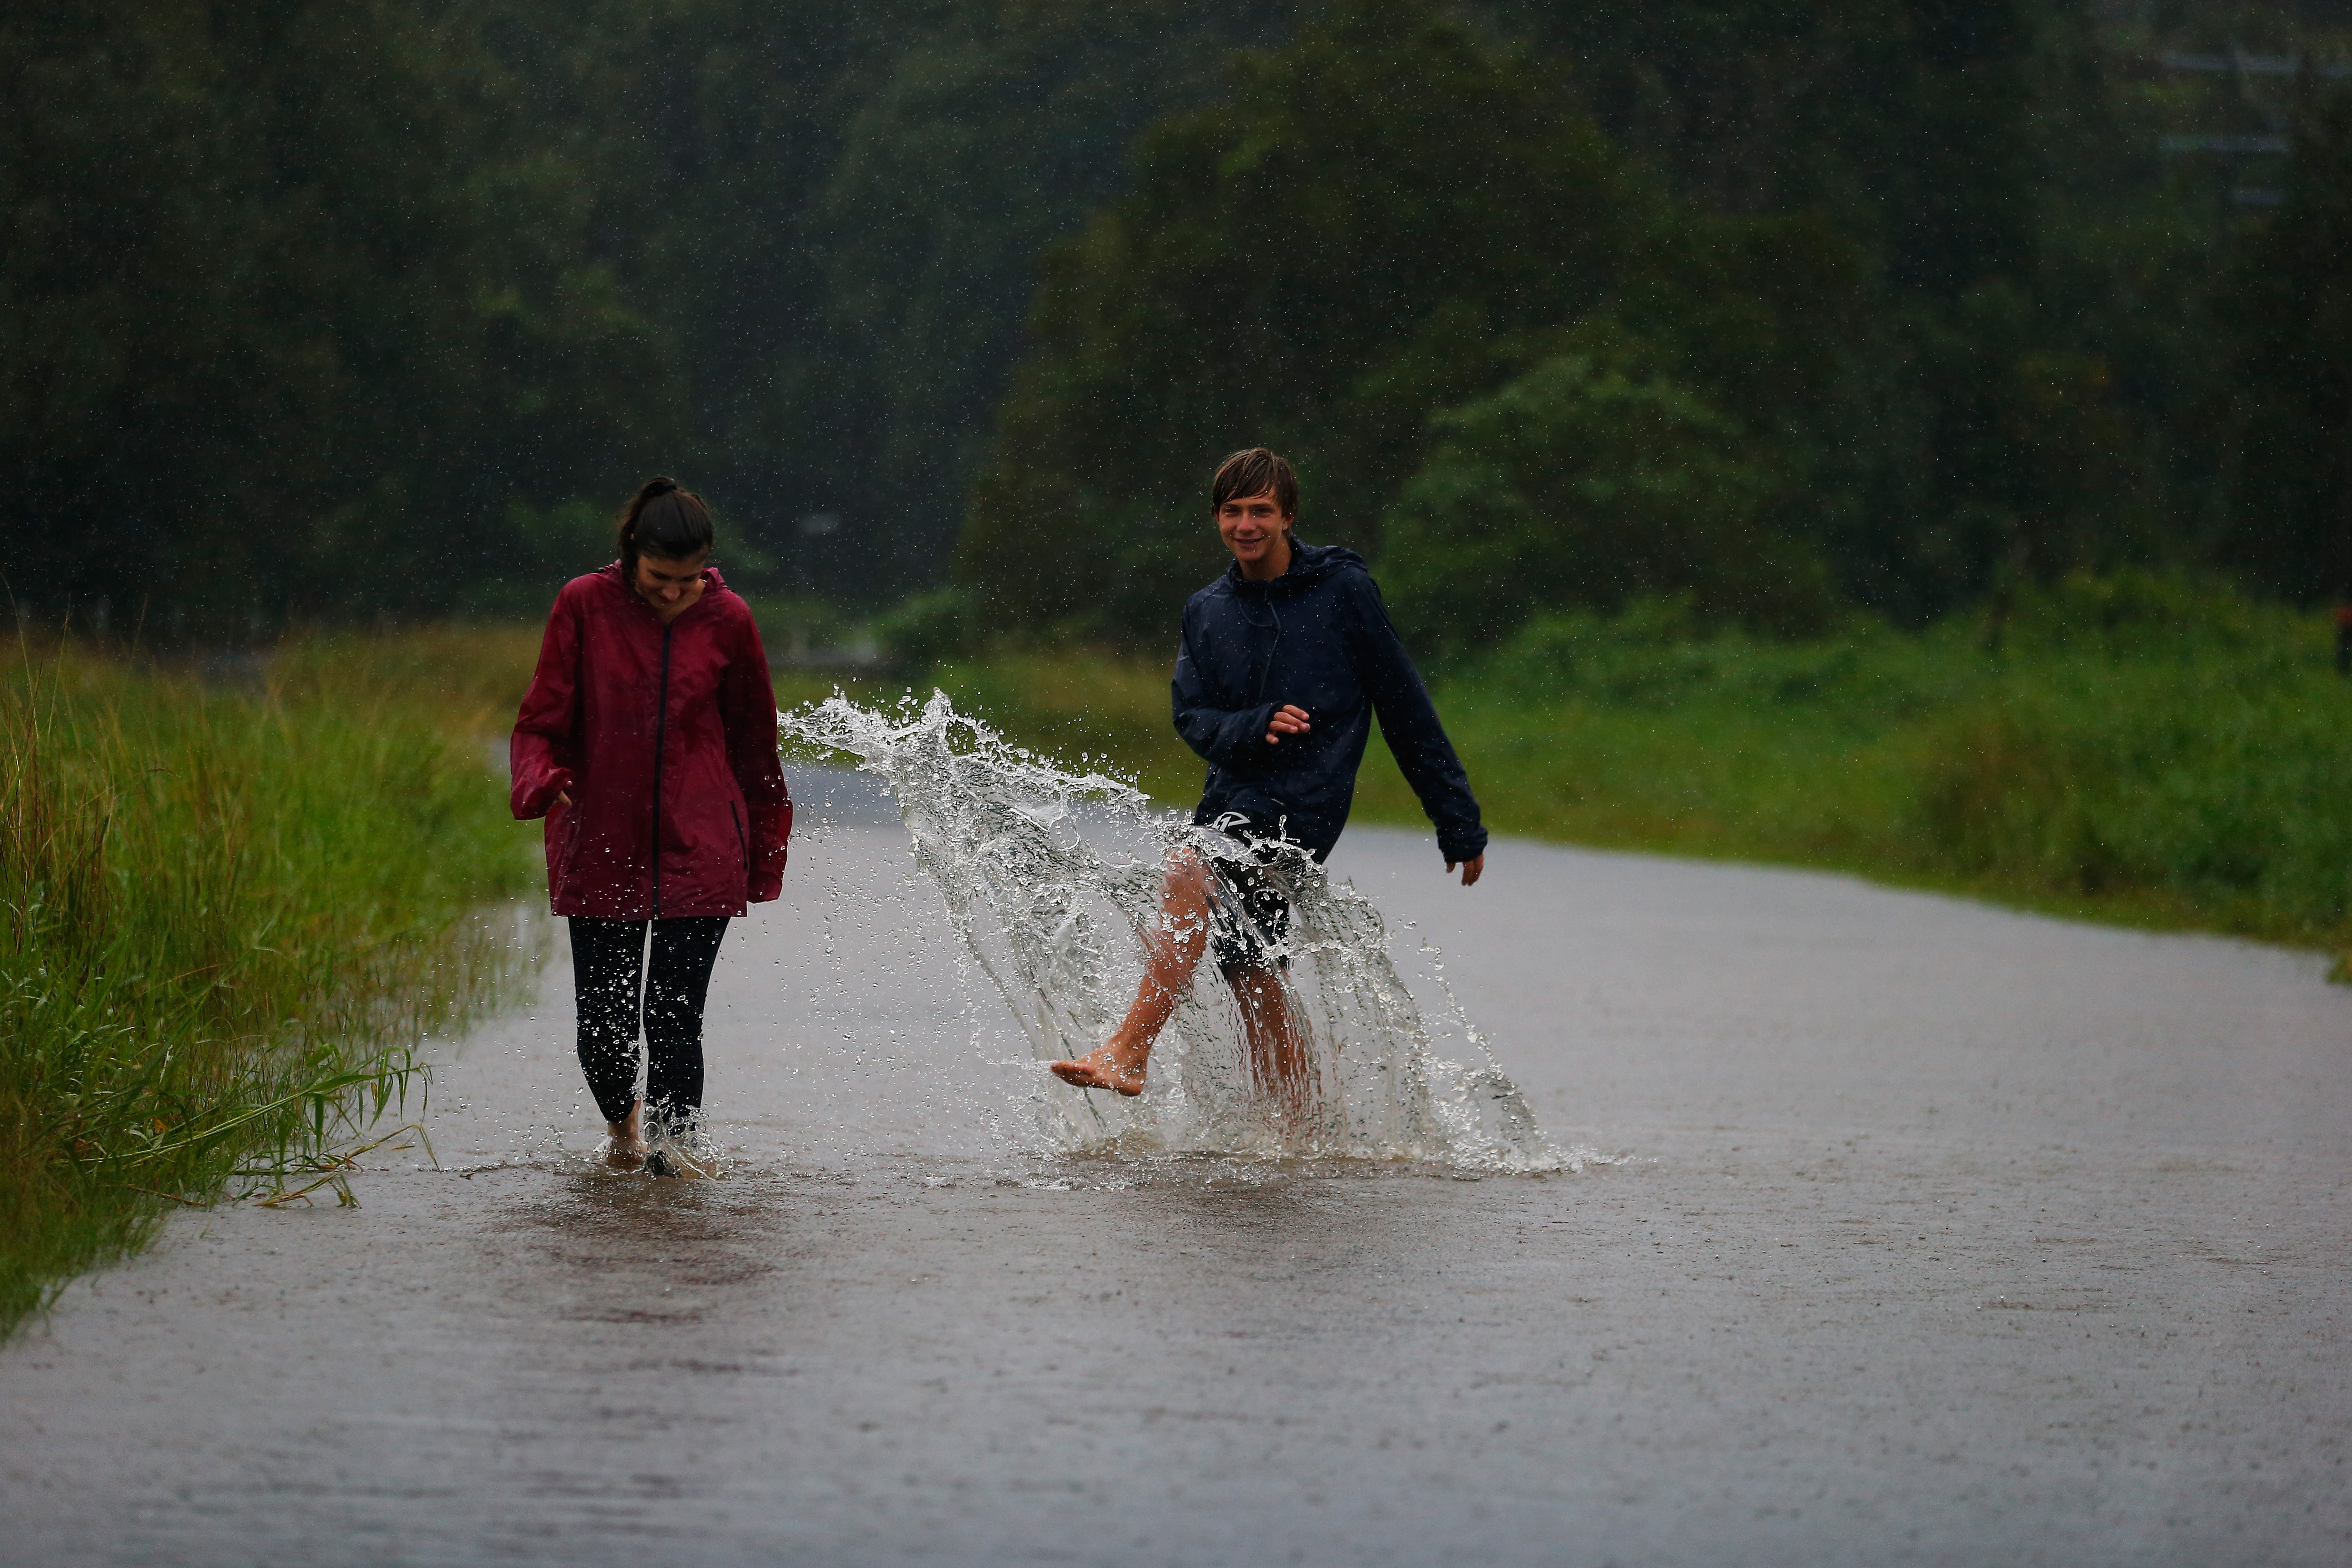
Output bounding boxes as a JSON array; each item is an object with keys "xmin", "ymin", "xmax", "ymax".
[{"xmin": 618, "ymin": 476, "xmax": 714, "ymax": 568}]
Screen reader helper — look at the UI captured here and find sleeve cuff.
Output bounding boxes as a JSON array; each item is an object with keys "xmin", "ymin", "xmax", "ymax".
[
  {"xmin": 1439, "ymin": 830, "xmax": 1488, "ymax": 863},
  {"xmin": 512, "ymin": 768, "xmax": 574, "ymax": 821}
]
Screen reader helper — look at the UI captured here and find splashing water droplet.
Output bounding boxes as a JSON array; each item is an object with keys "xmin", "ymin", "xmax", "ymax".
[{"xmin": 783, "ymin": 692, "xmax": 1569, "ymax": 1171}]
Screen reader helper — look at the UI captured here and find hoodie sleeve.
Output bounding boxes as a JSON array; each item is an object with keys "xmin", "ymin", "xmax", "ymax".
[
  {"xmin": 1172, "ymin": 619, "xmax": 1278, "ymax": 771},
  {"xmin": 1339, "ymin": 569, "xmax": 1489, "ymax": 864},
  {"xmin": 719, "ymin": 604, "xmax": 793, "ymax": 902},
  {"xmin": 510, "ymin": 584, "xmax": 583, "ymax": 821}
]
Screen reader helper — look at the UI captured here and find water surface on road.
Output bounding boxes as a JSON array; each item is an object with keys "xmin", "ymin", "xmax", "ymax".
[{"xmin": 3, "ymin": 778, "xmax": 2347, "ymax": 1565}]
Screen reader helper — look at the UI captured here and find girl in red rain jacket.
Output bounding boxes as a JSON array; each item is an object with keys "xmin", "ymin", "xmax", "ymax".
[{"xmin": 510, "ymin": 477, "xmax": 792, "ymax": 1175}]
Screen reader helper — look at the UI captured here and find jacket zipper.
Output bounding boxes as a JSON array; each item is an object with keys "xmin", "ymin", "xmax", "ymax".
[
  {"xmin": 650, "ymin": 620, "xmax": 674, "ymax": 917},
  {"xmin": 730, "ymin": 801, "xmax": 749, "ymax": 878}
]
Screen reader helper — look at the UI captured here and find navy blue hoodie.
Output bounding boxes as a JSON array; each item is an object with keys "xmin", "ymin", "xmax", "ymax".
[{"xmin": 1172, "ymin": 539, "xmax": 1487, "ymax": 864}]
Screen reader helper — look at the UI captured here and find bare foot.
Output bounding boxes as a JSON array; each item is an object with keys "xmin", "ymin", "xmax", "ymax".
[
  {"xmin": 1049, "ymin": 1047, "xmax": 1147, "ymax": 1097},
  {"xmin": 645, "ymin": 1145, "xmax": 711, "ymax": 1179},
  {"xmin": 602, "ymin": 1100, "xmax": 647, "ymax": 1170}
]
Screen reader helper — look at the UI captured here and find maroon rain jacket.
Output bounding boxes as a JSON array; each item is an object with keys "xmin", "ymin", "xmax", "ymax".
[{"xmin": 510, "ymin": 564, "xmax": 792, "ymax": 918}]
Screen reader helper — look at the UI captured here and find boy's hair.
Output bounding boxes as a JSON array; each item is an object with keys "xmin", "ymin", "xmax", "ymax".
[
  {"xmin": 1210, "ymin": 448, "xmax": 1298, "ymax": 519},
  {"xmin": 617, "ymin": 477, "xmax": 714, "ymax": 579}
]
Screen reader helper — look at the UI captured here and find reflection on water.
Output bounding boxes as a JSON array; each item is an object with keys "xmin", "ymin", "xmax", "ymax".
[{"xmin": 783, "ymin": 692, "xmax": 1592, "ymax": 1172}]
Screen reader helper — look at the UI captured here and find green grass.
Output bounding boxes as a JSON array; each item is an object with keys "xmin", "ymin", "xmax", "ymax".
[
  {"xmin": 1366, "ymin": 603, "xmax": 2352, "ymax": 951},
  {"xmin": 434, "ymin": 572, "xmax": 2352, "ymax": 959},
  {"xmin": 1, "ymin": 637, "xmax": 537, "ymax": 1337},
  {"xmin": 844, "ymin": 574, "xmax": 2352, "ymax": 963}
]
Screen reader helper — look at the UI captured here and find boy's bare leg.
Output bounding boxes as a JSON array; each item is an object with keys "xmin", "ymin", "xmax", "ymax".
[
  {"xmin": 1050, "ymin": 851, "xmax": 1215, "ymax": 1095},
  {"xmin": 1228, "ymin": 960, "xmax": 1314, "ymax": 1123}
]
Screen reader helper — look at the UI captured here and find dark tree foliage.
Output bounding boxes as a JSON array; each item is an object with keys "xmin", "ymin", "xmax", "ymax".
[
  {"xmin": 0, "ymin": 1, "xmax": 683, "ymax": 626},
  {"xmin": 800, "ymin": 1, "xmax": 1294, "ymax": 589},
  {"xmin": 0, "ymin": 0, "xmax": 1293, "ymax": 624},
  {"xmin": 1376, "ymin": 324, "xmax": 1842, "ymax": 654},
  {"xmin": 1471, "ymin": 0, "xmax": 2038, "ymax": 294},
  {"xmin": 959, "ymin": 0, "xmax": 1833, "ymax": 632},
  {"xmin": 2225, "ymin": 85, "xmax": 2352, "ymax": 600},
  {"xmin": 960, "ymin": 0, "xmax": 2018, "ymax": 641},
  {"xmin": 2, "ymin": 0, "xmax": 2339, "ymax": 631},
  {"xmin": 957, "ymin": 0, "xmax": 2302, "ymax": 645}
]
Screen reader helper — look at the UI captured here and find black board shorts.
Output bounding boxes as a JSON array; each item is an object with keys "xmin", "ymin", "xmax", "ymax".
[{"xmin": 1206, "ymin": 836, "xmax": 1293, "ymax": 974}]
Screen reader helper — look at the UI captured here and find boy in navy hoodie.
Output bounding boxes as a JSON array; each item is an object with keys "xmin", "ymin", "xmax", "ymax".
[{"xmin": 1050, "ymin": 449, "xmax": 1487, "ymax": 1108}]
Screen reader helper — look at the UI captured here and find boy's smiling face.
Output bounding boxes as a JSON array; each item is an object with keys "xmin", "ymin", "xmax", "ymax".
[{"xmin": 1217, "ymin": 490, "xmax": 1293, "ymax": 576}]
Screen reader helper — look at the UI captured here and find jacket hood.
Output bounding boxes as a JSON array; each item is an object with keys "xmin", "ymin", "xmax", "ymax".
[{"xmin": 1221, "ymin": 538, "xmax": 1365, "ymax": 596}]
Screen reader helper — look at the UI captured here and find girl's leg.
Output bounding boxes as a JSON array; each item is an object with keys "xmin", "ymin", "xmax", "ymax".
[
  {"xmin": 642, "ymin": 915, "xmax": 730, "ymax": 1141},
  {"xmin": 569, "ymin": 916, "xmax": 649, "ymax": 1166}
]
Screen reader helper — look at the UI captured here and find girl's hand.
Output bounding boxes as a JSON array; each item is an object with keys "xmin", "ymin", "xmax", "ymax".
[
  {"xmin": 1264, "ymin": 705, "xmax": 1311, "ymax": 745},
  {"xmin": 555, "ymin": 791, "xmax": 573, "ymax": 810}
]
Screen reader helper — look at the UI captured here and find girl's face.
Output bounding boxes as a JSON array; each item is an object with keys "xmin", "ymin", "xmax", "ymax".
[{"xmin": 633, "ymin": 550, "xmax": 708, "ymax": 610}]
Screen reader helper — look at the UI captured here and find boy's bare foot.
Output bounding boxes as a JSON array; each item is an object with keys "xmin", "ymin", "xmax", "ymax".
[
  {"xmin": 602, "ymin": 1100, "xmax": 647, "ymax": 1170},
  {"xmin": 1049, "ymin": 1047, "xmax": 1147, "ymax": 1097}
]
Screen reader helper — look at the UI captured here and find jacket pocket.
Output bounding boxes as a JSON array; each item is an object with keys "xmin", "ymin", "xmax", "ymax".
[
  {"xmin": 553, "ymin": 806, "xmax": 583, "ymax": 882},
  {"xmin": 730, "ymin": 800, "xmax": 749, "ymax": 876}
]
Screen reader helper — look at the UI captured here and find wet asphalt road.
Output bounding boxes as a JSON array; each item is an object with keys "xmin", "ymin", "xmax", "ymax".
[{"xmin": 3, "ymin": 771, "xmax": 2348, "ymax": 1567}]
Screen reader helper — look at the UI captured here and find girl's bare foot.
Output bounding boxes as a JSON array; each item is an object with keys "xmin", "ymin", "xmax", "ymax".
[
  {"xmin": 602, "ymin": 1100, "xmax": 647, "ymax": 1170},
  {"xmin": 646, "ymin": 1143, "xmax": 713, "ymax": 1179},
  {"xmin": 1049, "ymin": 1046, "xmax": 1147, "ymax": 1097}
]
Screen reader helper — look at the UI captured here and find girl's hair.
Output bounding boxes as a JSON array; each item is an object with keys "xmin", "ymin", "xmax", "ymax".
[{"xmin": 617, "ymin": 477, "xmax": 714, "ymax": 581}]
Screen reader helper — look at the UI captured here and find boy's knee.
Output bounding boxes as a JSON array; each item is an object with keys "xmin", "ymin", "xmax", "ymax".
[{"xmin": 1164, "ymin": 851, "xmax": 1212, "ymax": 900}]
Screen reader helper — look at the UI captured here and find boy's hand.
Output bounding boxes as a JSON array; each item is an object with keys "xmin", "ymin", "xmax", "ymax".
[
  {"xmin": 1264, "ymin": 705, "xmax": 1311, "ymax": 745},
  {"xmin": 1446, "ymin": 854, "xmax": 1485, "ymax": 887}
]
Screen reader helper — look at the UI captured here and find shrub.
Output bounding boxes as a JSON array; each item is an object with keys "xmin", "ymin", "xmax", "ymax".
[{"xmin": 1379, "ymin": 346, "xmax": 1837, "ymax": 656}]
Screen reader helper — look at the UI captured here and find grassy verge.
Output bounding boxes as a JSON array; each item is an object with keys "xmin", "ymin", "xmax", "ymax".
[
  {"xmin": 1, "ymin": 637, "xmax": 537, "ymax": 1337},
  {"xmin": 1362, "ymin": 593, "xmax": 2352, "ymax": 955},
  {"xmin": 254, "ymin": 573, "xmax": 2351, "ymax": 1107},
  {"xmin": 886, "ymin": 576, "xmax": 2352, "ymax": 963}
]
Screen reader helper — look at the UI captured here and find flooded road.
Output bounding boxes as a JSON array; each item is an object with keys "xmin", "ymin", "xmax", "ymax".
[{"xmin": 4, "ymin": 772, "xmax": 2349, "ymax": 1566}]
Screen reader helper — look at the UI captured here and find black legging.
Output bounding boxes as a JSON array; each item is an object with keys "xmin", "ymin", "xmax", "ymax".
[{"xmin": 568, "ymin": 916, "xmax": 729, "ymax": 1133}]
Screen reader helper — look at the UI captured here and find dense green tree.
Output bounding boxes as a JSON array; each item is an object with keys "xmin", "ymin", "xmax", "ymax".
[
  {"xmin": 429, "ymin": 0, "xmax": 1300, "ymax": 602},
  {"xmin": 0, "ymin": 0, "xmax": 682, "ymax": 623},
  {"xmin": 522, "ymin": 0, "xmax": 922, "ymax": 593},
  {"xmin": 1469, "ymin": 0, "xmax": 2142, "ymax": 624},
  {"xmin": 2223, "ymin": 84, "xmax": 2352, "ymax": 601},
  {"xmin": 1377, "ymin": 333, "xmax": 1833, "ymax": 654},
  {"xmin": 0, "ymin": 0, "xmax": 1307, "ymax": 617},
  {"xmin": 797, "ymin": 1, "xmax": 1293, "ymax": 591},
  {"xmin": 1, "ymin": 0, "xmax": 2329, "ymax": 629},
  {"xmin": 956, "ymin": 0, "xmax": 1867, "ymax": 638},
  {"xmin": 1469, "ymin": 0, "xmax": 2041, "ymax": 295},
  {"xmin": 953, "ymin": 0, "xmax": 2262, "ymax": 640},
  {"xmin": 959, "ymin": 0, "xmax": 1658, "ymax": 630}
]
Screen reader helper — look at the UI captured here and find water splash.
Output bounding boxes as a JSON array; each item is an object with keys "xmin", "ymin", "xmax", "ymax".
[{"xmin": 783, "ymin": 691, "xmax": 1579, "ymax": 1172}]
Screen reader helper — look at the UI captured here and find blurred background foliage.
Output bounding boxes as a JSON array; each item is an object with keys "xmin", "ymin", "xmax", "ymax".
[{"xmin": 3, "ymin": 0, "xmax": 2348, "ymax": 646}]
